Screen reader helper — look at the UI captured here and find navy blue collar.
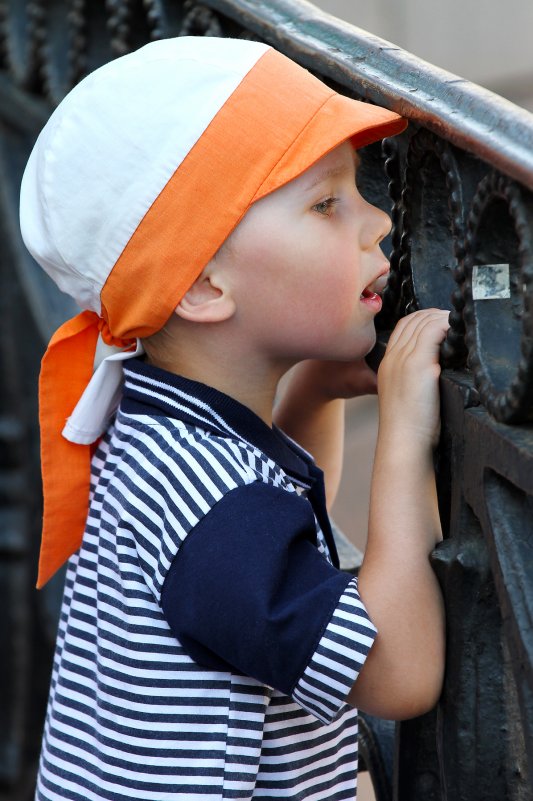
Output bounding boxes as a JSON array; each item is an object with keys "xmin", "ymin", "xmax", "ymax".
[{"xmin": 121, "ymin": 358, "xmax": 314, "ymax": 482}]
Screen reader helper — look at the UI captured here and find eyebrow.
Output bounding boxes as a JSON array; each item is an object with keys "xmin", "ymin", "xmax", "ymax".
[{"xmin": 304, "ymin": 151, "xmax": 361, "ymax": 191}]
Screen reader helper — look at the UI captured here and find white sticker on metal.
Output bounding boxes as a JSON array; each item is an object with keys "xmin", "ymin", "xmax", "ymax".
[{"xmin": 472, "ymin": 264, "xmax": 511, "ymax": 300}]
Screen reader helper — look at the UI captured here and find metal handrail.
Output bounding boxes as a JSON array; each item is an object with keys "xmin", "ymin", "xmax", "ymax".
[{"xmin": 206, "ymin": 0, "xmax": 533, "ymax": 190}]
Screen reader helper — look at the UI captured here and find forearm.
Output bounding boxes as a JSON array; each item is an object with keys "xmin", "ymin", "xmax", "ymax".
[
  {"xmin": 274, "ymin": 365, "xmax": 346, "ymax": 508},
  {"xmin": 349, "ymin": 432, "xmax": 445, "ymax": 719}
]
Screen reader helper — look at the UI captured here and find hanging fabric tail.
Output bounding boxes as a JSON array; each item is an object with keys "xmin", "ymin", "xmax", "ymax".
[{"xmin": 37, "ymin": 310, "xmax": 101, "ymax": 588}]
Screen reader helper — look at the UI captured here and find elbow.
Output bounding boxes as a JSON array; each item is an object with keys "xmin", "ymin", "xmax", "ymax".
[
  {"xmin": 347, "ymin": 617, "xmax": 446, "ymax": 720},
  {"xmin": 387, "ymin": 680, "xmax": 443, "ymax": 721},
  {"xmin": 390, "ymin": 662, "xmax": 445, "ymax": 720},
  {"xmin": 355, "ymin": 680, "xmax": 443, "ymax": 722},
  {"xmin": 394, "ymin": 642, "xmax": 446, "ymax": 719},
  {"xmin": 350, "ymin": 659, "xmax": 445, "ymax": 721}
]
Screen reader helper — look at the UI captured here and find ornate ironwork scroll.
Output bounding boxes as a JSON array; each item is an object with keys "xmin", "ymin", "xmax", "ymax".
[{"xmin": 1, "ymin": 1, "xmax": 532, "ymax": 799}]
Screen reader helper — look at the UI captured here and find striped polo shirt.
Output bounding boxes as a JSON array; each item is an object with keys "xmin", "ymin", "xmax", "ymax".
[{"xmin": 36, "ymin": 359, "xmax": 377, "ymax": 800}]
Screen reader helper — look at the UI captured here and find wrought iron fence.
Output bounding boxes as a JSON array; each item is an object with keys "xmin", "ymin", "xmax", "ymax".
[{"xmin": 0, "ymin": 1, "xmax": 532, "ymax": 800}]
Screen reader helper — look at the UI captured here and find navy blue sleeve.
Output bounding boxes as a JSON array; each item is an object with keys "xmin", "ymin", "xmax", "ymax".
[{"xmin": 160, "ymin": 482, "xmax": 353, "ymax": 695}]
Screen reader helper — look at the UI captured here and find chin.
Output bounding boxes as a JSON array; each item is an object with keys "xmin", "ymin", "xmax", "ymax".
[
  {"xmin": 359, "ymin": 328, "xmax": 378, "ymax": 358},
  {"xmin": 363, "ymin": 341, "xmax": 377, "ymax": 358}
]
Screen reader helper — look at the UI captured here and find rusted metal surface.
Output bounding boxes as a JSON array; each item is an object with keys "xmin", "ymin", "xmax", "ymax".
[{"xmin": 0, "ymin": 2, "xmax": 532, "ymax": 800}]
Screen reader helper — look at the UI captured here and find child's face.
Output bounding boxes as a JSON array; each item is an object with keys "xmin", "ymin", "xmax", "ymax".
[{"xmin": 219, "ymin": 141, "xmax": 392, "ymax": 364}]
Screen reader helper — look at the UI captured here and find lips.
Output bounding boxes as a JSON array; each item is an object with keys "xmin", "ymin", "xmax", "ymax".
[
  {"xmin": 359, "ymin": 288, "xmax": 382, "ymax": 312},
  {"xmin": 363, "ymin": 268, "xmax": 390, "ymax": 297},
  {"xmin": 359, "ymin": 268, "xmax": 389, "ymax": 311},
  {"xmin": 360, "ymin": 286, "xmax": 379, "ymax": 300}
]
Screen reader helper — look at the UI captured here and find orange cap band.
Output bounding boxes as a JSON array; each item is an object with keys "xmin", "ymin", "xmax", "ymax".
[
  {"xmin": 37, "ymin": 312, "xmax": 99, "ymax": 586},
  {"xmin": 37, "ymin": 311, "xmax": 133, "ymax": 587}
]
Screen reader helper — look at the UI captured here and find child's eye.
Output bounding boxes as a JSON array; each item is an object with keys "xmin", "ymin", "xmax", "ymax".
[{"xmin": 312, "ymin": 197, "xmax": 340, "ymax": 216}]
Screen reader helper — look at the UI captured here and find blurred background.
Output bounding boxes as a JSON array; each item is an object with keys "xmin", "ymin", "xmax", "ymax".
[
  {"xmin": 315, "ymin": 0, "xmax": 533, "ymax": 110},
  {"xmin": 317, "ymin": 3, "xmax": 533, "ymax": 798}
]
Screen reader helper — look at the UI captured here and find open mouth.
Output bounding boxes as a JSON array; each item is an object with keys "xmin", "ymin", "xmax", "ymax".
[
  {"xmin": 359, "ymin": 284, "xmax": 383, "ymax": 312},
  {"xmin": 359, "ymin": 269, "xmax": 389, "ymax": 310},
  {"xmin": 360, "ymin": 286, "xmax": 380, "ymax": 301}
]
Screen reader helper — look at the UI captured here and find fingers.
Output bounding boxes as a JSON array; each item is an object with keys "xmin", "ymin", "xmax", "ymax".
[
  {"xmin": 386, "ymin": 309, "xmax": 450, "ymax": 357},
  {"xmin": 378, "ymin": 309, "xmax": 450, "ymax": 449},
  {"xmin": 387, "ymin": 309, "xmax": 449, "ymax": 347}
]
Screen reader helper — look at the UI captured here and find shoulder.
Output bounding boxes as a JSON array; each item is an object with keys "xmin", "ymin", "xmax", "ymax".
[
  {"xmin": 113, "ymin": 410, "xmax": 263, "ymax": 489},
  {"xmin": 187, "ymin": 479, "xmax": 314, "ymax": 539},
  {"xmin": 105, "ymin": 411, "xmax": 303, "ymax": 550}
]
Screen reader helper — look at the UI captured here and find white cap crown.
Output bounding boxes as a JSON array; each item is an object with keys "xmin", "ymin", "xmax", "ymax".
[{"xmin": 20, "ymin": 37, "xmax": 269, "ymax": 313}]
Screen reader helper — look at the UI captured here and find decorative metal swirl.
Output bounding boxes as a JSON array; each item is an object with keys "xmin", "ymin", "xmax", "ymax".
[
  {"xmin": 0, "ymin": 0, "xmax": 227, "ymax": 107},
  {"xmin": 180, "ymin": 0, "xmax": 223, "ymax": 36},
  {"xmin": 462, "ymin": 172, "xmax": 533, "ymax": 423},
  {"xmin": 379, "ymin": 134, "xmax": 405, "ymax": 329},
  {"xmin": 37, "ymin": 1, "xmax": 84, "ymax": 105},
  {"xmin": 396, "ymin": 128, "xmax": 465, "ymax": 324},
  {"xmin": 0, "ymin": 0, "xmax": 44, "ymax": 90}
]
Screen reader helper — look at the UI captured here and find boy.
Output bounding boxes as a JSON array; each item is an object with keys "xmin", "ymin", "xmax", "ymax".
[{"xmin": 20, "ymin": 36, "xmax": 447, "ymax": 800}]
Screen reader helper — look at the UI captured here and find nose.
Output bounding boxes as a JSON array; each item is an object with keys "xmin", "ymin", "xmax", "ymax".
[
  {"xmin": 360, "ymin": 197, "xmax": 392, "ymax": 249},
  {"xmin": 373, "ymin": 205, "xmax": 392, "ymax": 246}
]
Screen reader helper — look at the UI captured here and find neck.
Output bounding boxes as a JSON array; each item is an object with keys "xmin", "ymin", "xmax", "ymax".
[
  {"xmin": 143, "ymin": 312, "xmax": 299, "ymax": 425},
  {"xmin": 145, "ymin": 347, "xmax": 290, "ymax": 427}
]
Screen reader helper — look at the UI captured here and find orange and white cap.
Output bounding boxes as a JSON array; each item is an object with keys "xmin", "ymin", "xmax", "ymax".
[{"xmin": 19, "ymin": 36, "xmax": 406, "ymax": 587}]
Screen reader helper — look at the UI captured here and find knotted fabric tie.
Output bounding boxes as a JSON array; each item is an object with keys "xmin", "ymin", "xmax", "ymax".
[
  {"xmin": 38, "ymin": 310, "xmax": 142, "ymax": 588},
  {"xmin": 97, "ymin": 317, "xmax": 126, "ymax": 348}
]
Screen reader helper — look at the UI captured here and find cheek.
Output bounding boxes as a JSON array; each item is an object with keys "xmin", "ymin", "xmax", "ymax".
[
  {"xmin": 323, "ymin": 253, "xmax": 361, "ymax": 314},
  {"xmin": 236, "ymin": 225, "xmax": 294, "ymax": 282}
]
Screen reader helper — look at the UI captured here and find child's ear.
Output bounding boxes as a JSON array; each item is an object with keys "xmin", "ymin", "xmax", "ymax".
[{"xmin": 175, "ymin": 266, "xmax": 236, "ymax": 323}]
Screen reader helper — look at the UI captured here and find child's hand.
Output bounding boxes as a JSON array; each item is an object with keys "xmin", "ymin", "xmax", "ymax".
[
  {"xmin": 377, "ymin": 309, "xmax": 450, "ymax": 449},
  {"xmin": 284, "ymin": 358, "xmax": 378, "ymax": 405},
  {"xmin": 275, "ymin": 358, "xmax": 377, "ymax": 507}
]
